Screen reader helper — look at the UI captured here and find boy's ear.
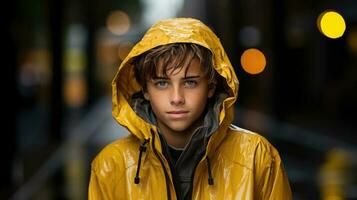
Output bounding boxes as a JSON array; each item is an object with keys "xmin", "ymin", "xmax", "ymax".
[
  {"xmin": 208, "ymin": 83, "xmax": 216, "ymax": 98},
  {"xmin": 143, "ymin": 91, "xmax": 150, "ymax": 100}
]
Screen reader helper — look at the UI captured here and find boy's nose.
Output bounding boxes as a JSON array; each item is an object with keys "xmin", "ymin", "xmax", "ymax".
[{"xmin": 170, "ymin": 87, "xmax": 185, "ymax": 106}]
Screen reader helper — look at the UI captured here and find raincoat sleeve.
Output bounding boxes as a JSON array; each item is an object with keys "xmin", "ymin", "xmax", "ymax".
[
  {"xmin": 88, "ymin": 168, "xmax": 112, "ymax": 200},
  {"xmin": 254, "ymin": 138, "xmax": 292, "ymax": 200},
  {"xmin": 88, "ymin": 145, "xmax": 125, "ymax": 200}
]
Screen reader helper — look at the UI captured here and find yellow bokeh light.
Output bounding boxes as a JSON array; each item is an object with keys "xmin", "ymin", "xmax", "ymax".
[
  {"xmin": 106, "ymin": 10, "xmax": 131, "ymax": 36},
  {"xmin": 240, "ymin": 48, "xmax": 266, "ymax": 75},
  {"xmin": 317, "ymin": 10, "xmax": 346, "ymax": 39}
]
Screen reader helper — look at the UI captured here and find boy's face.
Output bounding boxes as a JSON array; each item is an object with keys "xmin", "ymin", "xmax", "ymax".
[{"xmin": 144, "ymin": 59, "xmax": 215, "ymax": 137}]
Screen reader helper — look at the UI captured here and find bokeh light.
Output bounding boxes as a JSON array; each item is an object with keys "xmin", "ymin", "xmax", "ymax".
[
  {"xmin": 64, "ymin": 75, "xmax": 87, "ymax": 107},
  {"xmin": 106, "ymin": 10, "xmax": 131, "ymax": 36},
  {"xmin": 317, "ymin": 10, "xmax": 346, "ymax": 39},
  {"xmin": 240, "ymin": 48, "xmax": 266, "ymax": 75}
]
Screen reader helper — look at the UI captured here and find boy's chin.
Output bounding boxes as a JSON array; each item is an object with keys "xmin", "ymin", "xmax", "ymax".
[
  {"xmin": 166, "ymin": 122, "xmax": 200, "ymax": 134},
  {"xmin": 168, "ymin": 125, "xmax": 190, "ymax": 133}
]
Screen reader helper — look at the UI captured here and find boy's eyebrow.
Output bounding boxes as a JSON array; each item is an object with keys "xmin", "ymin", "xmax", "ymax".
[
  {"xmin": 152, "ymin": 75, "xmax": 201, "ymax": 80},
  {"xmin": 183, "ymin": 75, "xmax": 200, "ymax": 79},
  {"xmin": 152, "ymin": 76, "xmax": 169, "ymax": 80}
]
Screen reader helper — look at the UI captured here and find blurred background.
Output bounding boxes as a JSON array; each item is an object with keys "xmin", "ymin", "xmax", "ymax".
[{"xmin": 3, "ymin": 0, "xmax": 357, "ymax": 199}]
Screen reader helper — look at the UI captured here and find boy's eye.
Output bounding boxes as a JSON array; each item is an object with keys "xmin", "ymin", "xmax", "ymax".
[
  {"xmin": 184, "ymin": 80, "xmax": 198, "ymax": 88},
  {"xmin": 155, "ymin": 81, "xmax": 169, "ymax": 88}
]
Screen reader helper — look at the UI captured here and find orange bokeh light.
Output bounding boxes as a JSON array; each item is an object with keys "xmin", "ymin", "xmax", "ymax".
[
  {"xmin": 106, "ymin": 10, "xmax": 131, "ymax": 36},
  {"xmin": 240, "ymin": 48, "xmax": 266, "ymax": 75}
]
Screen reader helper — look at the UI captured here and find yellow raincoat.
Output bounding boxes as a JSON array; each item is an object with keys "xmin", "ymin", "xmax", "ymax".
[{"xmin": 89, "ymin": 18, "xmax": 292, "ymax": 200}]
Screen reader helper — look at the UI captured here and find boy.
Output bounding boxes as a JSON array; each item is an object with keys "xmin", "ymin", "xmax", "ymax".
[{"xmin": 88, "ymin": 18, "xmax": 292, "ymax": 199}]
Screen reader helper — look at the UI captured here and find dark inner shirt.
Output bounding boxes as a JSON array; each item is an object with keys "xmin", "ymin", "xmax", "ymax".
[{"xmin": 168, "ymin": 146, "xmax": 183, "ymax": 166}]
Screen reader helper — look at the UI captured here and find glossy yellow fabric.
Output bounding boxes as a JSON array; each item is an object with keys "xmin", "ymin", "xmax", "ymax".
[{"xmin": 89, "ymin": 18, "xmax": 292, "ymax": 200}]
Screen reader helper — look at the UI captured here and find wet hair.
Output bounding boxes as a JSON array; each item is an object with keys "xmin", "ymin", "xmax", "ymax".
[{"xmin": 133, "ymin": 43, "xmax": 218, "ymax": 91}]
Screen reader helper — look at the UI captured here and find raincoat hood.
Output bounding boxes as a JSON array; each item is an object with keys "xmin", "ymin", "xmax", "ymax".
[{"xmin": 112, "ymin": 18, "xmax": 239, "ymax": 152}]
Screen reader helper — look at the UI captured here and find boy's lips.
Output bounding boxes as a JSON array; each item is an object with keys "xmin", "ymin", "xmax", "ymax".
[
  {"xmin": 167, "ymin": 111, "xmax": 189, "ymax": 114},
  {"xmin": 167, "ymin": 111, "xmax": 189, "ymax": 119}
]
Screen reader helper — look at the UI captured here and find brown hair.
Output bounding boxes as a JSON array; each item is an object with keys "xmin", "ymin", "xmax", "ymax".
[{"xmin": 133, "ymin": 43, "xmax": 218, "ymax": 91}]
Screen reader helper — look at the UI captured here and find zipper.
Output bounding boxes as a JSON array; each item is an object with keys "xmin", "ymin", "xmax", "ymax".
[{"xmin": 151, "ymin": 130, "xmax": 173, "ymax": 200}]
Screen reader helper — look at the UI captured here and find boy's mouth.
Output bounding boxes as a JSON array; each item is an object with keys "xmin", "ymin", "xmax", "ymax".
[
  {"xmin": 167, "ymin": 111, "xmax": 189, "ymax": 114},
  {"xmin": 167, "ymin": 111, "xmax": 189, "ymax": 119}
]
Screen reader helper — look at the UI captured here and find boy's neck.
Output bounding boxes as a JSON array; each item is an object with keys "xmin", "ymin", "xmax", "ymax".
[{"xmin": 158, "ymin": 118, "xmax": 204, "ymax": 149}]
